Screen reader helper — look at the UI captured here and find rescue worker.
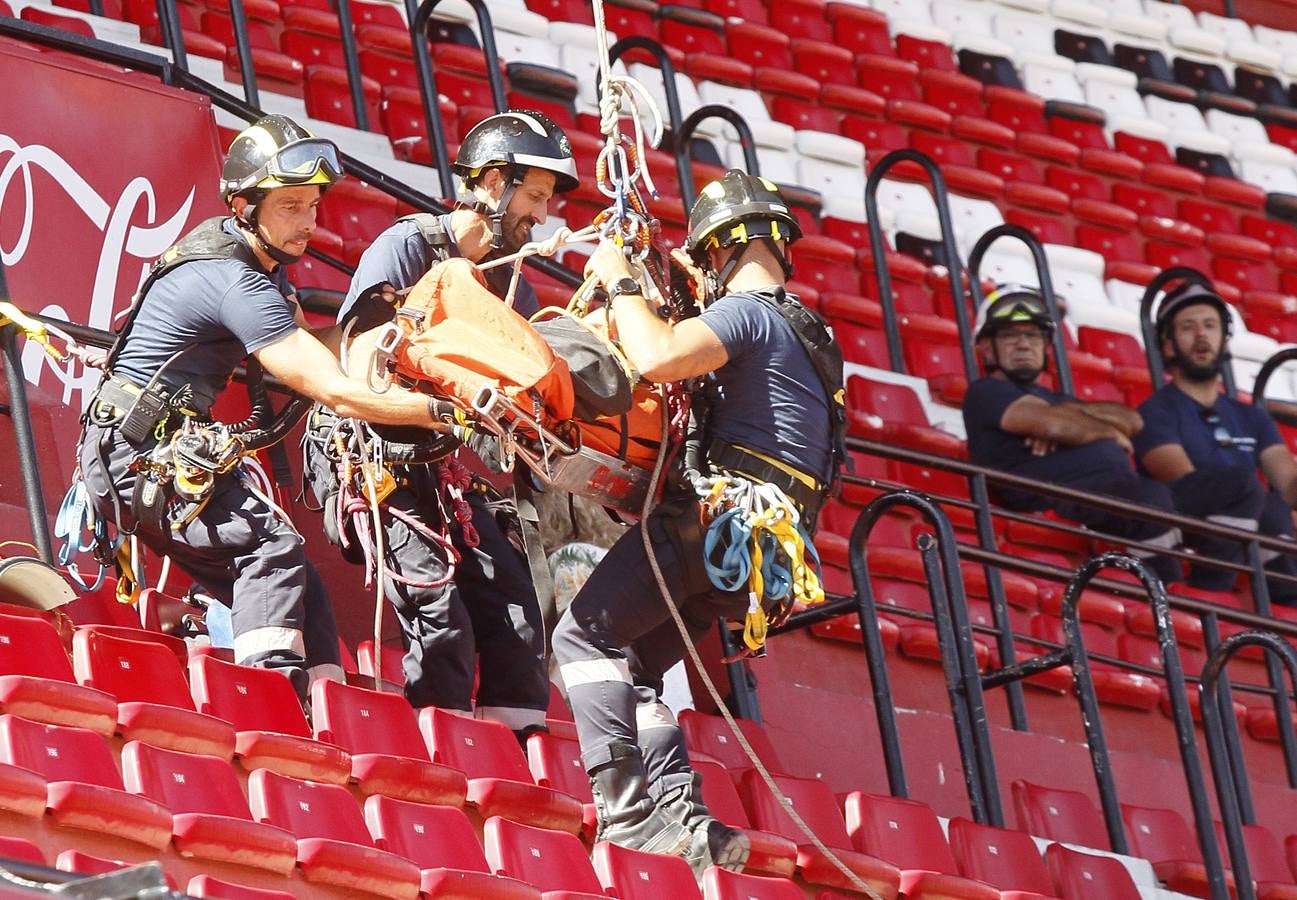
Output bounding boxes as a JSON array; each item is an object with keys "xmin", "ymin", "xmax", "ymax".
[
  {"xmin": 962, "ymin": 285, "xmax": 1185, "ymax": 584},
  {"xmin": 1135, "ymin": 280, "xmax": 1297, "ymax": 602},
  {"xmin": 552, "ymin": 170, "xmax": 843, "ymax": 875},
  {"xmin": 305, "ymin": 110, "xmax": 579, "ymax": 732},
  {"xmin": 77, "ymin": 115, "xmax": 449, "ymax": 700}
]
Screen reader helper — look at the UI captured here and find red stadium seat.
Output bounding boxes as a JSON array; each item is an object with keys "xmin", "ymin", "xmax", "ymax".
[
  {"xmin": 189, "ymin": 655, "xmax": 351, "ymax": 784},
  {"xmin": 0, "ymin": 714, "xmax": 170, "ymax": 849},
  {"xmin": 1215, "ymin": 822, "xmax": 1297, "ymax": 897},
  {"xmin": 483, "ymin": 816, "xmax": 606, "ymax": 899},
  {"xmin": 1011, "ymin": 780, "xmax": 1111, "ymax": 850},
  {"xmin": 0, "ymin": 612, "xmax": 116, "ymax": 736},
  {"xmin": 847, "ymin": 377, "xmax": 966, "ymax": 459},
  {"xmin": 592, "ymin": 839, "xmax": 703, "ymax": 900},
  {"xmin": 249, "ymin": 768, "xmax": 421, "ymax": 898},
  {"xmin": 739, "ymin": 771, "xmax": 902, "ymax": 895},
  {"xmin": 702, "ymin": 866, "xmax": 803, "ymax": 900},
  {"xmin": 825, "ymin": 3, "xmax": 891, "ymax": 57},
  {"xmin": 122, "ymin": 741, "xmax": 298, "ymax": 875},
  {"xmin": 72, "ymin": 629, "xmax": 235, "ymax": 759},
  {"xmin": 420, "ymin": 707, "xmax": 584, "ymax": 834},
  {"xmin": 186, "ymin": 876, "xmax": 296, "ymax": 899},
  {"xmin": 947, "ymin": 817, "xmax": 1056, "ymax": 897},
  {"xmin": 311, "ymin": 679, "xmax": 466, "ymax": 805},
  {"xmin": 843, "ymin": 792, "xmax": 999, "ymax": 900},
  {"xmin": 303, "ymin": 65, "xmax": 381, "ymax": 130},
  {"xmin": 1045, "ymin": 843, "xmax": 1142, "ymax": 900},
  {"xmin": 365, "ymin": 796, "xmax": 540, "ymax": 899},
  {"xmin": 21, "ymin": 6, "xmax": 95, "ymax": 37},
  {"xmin": 525, "ymin": 731, "xmax": 595, "ymax": 839},
  {"xmin": 690, "ymin": 759, "xmax": 797, "ymax": 878},
  {"xmin": 1122, "ymin": 803, "xmax": 1235, "ymax": 899}
]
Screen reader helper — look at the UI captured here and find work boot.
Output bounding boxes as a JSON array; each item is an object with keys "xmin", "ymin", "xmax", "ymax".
[
  {"xmin": 655, "ymin": 772, "xmax": 750, "ymax": 876},
  {"xmin": 590, "ymin": 741, "xmax": 694, "ymax": 855}
]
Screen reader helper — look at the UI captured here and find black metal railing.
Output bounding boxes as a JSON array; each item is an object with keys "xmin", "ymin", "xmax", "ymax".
[{"xmin": 864, "ymin": 149, "xmax": 971, "ymax": 378}]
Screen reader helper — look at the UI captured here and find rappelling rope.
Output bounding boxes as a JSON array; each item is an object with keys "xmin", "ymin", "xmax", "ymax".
[
  {"xmin": 581, "ymin": 1, "xmax": 877, "ymax": 888},
  {"xmin": 697, "ymin": 476, "xmax": 824, "ymax": 658},
  {"xmin": 638, "ymin": 389, "xmax": 879, "ymax": 899}
]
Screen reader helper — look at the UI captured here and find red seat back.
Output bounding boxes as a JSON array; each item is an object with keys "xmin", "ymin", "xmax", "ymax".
[
  {"xmin": 249, "ymin": 768, "xmax": 374, "ymax": 845},
  {"xmin": 843, "ymin": 791, "xmax": 959, "ymax": 874},
  {"xmin": 122, "ymin": 740, "xmax": 252, "ymax": 819},
  {"xmin": 0, "ymin": 714, "xmax": 122, "ymax": 788},
  {"xmin": 1045, "ymin": 842, "xmax": 1142, "ymax": 900},
  {"xmin": 311, "ymin": 678, "xmax": 428, "ymax": 759},
  {"xmin": 420, "ymin": 707, "xmax": 533, "ymax": 782},
  {"xmin": 0, "ymin": 612, "xmax": 76, "ymax": 681},
  {"xmin": 72, "ymin": 629, "xmax": 194, "ymax": 709},
  {"xmin": 365, "ymin": 795, "xmax": 491, "ymax": 872},
  {"xmin": 739, "ymin": 771, "xmax": 851, "ymax": 850},
  {"xmin": 1011, "ymin": 779, "xmax": 1110, "ymax": 850},
  {"xmin": 947, "ymin": 817, "xmax": 1054, "ymax": 894},
  {"xmin": 593, "ymin": 839, "xmax": 703, "ymax": 899},
  {"xmin": 189, "ymin": 655, "xmax": 311, "ymax": 737},
  {"xmin": 484, "ymin": 816, "xmax": 604, "ymax": 894}
]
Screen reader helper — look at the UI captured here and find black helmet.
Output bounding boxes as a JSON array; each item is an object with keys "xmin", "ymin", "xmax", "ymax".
[
  {"xmin": 1154, "ymin": 280, "xmax": 1233, "ymax": 343},
  {"xmin": 452, "ymin": 110, "xmax": 578, "ymax": 193},
  {"xmin": 687, "ymin": 170, "xmax": 802, "ymax": 259},
  {"xmin": 220, "ymin": 114, "xmax": 344, "ymax": 206},
  {"xmin": 974, "ymin": 284, "xmax": 1055, "ymax": 341}
]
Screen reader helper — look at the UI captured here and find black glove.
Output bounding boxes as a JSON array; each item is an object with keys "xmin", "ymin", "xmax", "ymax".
[{"xmin": 342, "ymin": 282, "xmax": 399, "ymax": 333}]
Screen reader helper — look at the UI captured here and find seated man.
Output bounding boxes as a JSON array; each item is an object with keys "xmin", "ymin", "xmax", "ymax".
[
  {"xmin": 962, "ymin": 285, "xmax": 1182, "ymax": 584},
  {"xmin": 1135, "ymin": 281, "xmax": 1297, "ymax": 603}
]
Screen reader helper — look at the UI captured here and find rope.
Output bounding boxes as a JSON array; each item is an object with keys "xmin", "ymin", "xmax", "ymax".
[{"xmin": 636, "ymin": 393, "xmax": 881, "ymax": 898}]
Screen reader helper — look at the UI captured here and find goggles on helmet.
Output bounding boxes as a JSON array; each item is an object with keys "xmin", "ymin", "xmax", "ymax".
[{"xmin": 259, "ymin": 138, "xmax": 345, "ymax": 187}]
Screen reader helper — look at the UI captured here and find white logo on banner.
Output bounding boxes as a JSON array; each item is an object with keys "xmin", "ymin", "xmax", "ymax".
[{"xmin": 0, "ymin": 135, "xmax": 195, "ymax": 410}]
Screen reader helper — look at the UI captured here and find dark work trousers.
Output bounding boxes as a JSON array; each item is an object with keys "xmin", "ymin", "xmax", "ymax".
[
  {"xmin": 78, "ymin": 424, "xmax": 341, "ymax": 686},
  {"xmin": 374, "ymin": 471, "xmax": 549, "ymax": 726},
  {"xmin": 1168, "ymin": 465, "xmax": 1267, "ymax": 593},
  {"xmin": 551, "ymin": 496, "xmax": 749, "ymax": 780},
  {"xmin": 1036, "ymin": 471, "xmax": 1183, "ymax": 586},
  {"xmin": 303, "ymin": 433, "xmax": 549, "ymax": 724}
]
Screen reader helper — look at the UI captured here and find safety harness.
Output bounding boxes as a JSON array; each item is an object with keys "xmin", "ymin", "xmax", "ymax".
[
  {"xmin": 693, "ymin": 286, "xmax": 847, "ymax": 658},
  {"xmin": 66, "ymin": 218, "xmax": 298, "ymax": 599}
]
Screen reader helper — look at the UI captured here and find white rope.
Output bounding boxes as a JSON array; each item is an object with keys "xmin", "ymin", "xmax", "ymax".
[{"xmin": 637, "ymin": 384, "xmax": 882, "ymax": 899}]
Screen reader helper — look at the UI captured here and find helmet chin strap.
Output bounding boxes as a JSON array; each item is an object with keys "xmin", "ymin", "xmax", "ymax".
[
  {"xmin": 234, "ymin": 205, "xmax": 304, "ymax": 267},
  {"xmin": 460, "ymin": 168, "xmax": 524, "ymax": 252},
  {"xmin": 713, "ymin": 237, "xmax": 793, "ymax": 290}
]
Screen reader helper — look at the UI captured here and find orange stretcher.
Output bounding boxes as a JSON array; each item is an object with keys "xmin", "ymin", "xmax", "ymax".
[{"xmin": 369, "ymin": 258, "xmax": 663, "ymax": 513}]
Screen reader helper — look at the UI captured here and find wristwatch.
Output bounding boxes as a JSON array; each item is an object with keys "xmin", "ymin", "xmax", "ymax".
[{"xmin": 609, "ymin": 277, "xmax": 644, "ymax": 300}]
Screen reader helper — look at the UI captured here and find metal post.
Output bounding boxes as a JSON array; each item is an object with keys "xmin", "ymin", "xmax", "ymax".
[
  {"xmin": 607, "ymin": 37, "xmax": 693, "ymax": 205},
  {"xmin": 225, "ymin": 0, "xmax": 259, "ymax": 107},
  {"xmin": 1200, "ymin": 632, "xmax": 1297, "ymax": 900},
  {"xmin": 0, "ymin": 325, "xmax": 54, "ymax": 564},
  {"xmin": 864, "ymin": 150, "xmax": 972, "ymax": 377},
  {"xmin": 334, "ymin": 0, "xmax": 368, "ymax": 132},
  {"xmin": 154, "ymin": 0, "xmax": 187, "ymax": 70},
  {"xmin": 968, "ymin": 472, "xmax": 1029, "ymax": 731},
  {"xmin": 966, "ymin": 223, "xmax": 1073, "ymax": 395},
  {"xmin": 407, "ymin": 0, "xmax": 457, "ymax": 198}
]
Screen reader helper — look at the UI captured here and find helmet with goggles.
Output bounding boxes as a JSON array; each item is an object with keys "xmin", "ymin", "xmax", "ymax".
[
  {"xmin": 974, "ymin": 284, "xmax": 1055, "ymax": 342},
  {"xmin": 220, "ymin": 115, "xmax": 344, "ymax": 207}
]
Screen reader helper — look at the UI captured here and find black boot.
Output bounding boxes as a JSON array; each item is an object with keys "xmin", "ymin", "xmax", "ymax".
[
  {"xmin": 654, "ymin": 772, "xmax": 750, "ymax": 876},
  {"xmin": 590, "ymin": 742, "xmax": 694, "ymax": 855}
]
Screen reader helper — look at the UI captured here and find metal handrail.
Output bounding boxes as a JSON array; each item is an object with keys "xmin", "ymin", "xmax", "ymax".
[
  {"xmin": 154, "ymin": 0, "xmax": 187, "ymax": 70},
  {"xmin": 226, "ymin": 0, "xmax": 259, "ymax": 107},
  {"xmin": 1199, "ymin": 631, "xmax": 1297, "ymax": 900},
  {"xmin": 677, "ymin": 104, "xmax": 759, "ymax": 205},
  {"xmin": 606, "ymin": 36, "xmax": 694, "ymax": 209},
  {"xmin": 966, "ymin": 223, "xmax": 1073, "ymax": 395},
  {"xmin": 1138, "ymin": 265, "xmax": 1236, "ymax": 397},
  {"xmin": 835, "ymin": 490, "xmax": 1002, "ymax": 824},
  {"xmin": 406, "ymin": 0, "xmax": 511, "ymax": 198},
  {"xmin": 863, "ymin": 149, "xmax": 971, "ymax": 377},
  {"xmin": 982, "ymin": 552, "xmax": 1225, "ymax": 900},
  {"xmin": 334, "ymin": 0, "xmax": 368, "ymax": 132}
]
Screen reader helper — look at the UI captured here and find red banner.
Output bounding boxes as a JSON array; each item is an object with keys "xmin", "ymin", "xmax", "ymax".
[{"xmin": 0, "ymin": 36, "xmax": 224, "ymax": 527}]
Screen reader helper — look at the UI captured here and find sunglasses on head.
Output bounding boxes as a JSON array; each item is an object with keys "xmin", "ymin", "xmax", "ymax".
[{"xmin": 1199, "ymin": 408, "xmax": 1238, "ymax": 448}]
